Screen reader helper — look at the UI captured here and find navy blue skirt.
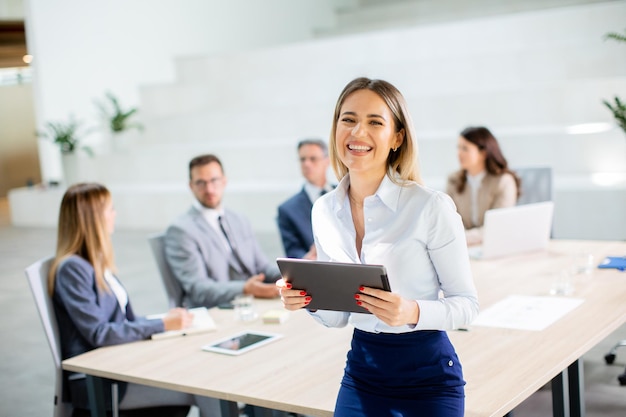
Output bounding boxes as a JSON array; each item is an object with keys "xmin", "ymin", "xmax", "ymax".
[{"xmin": 334, "ymin": 329, "xmax": 465, "ymax": 417}]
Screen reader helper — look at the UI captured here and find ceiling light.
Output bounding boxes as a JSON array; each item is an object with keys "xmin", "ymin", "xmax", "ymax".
[
  {"xmin": 591, "ymin": 172, "xmax": 626, "ymax": 187},
  {"xmin": 566, "ymin": 123, "xmax": 613, "ymax": 135}
]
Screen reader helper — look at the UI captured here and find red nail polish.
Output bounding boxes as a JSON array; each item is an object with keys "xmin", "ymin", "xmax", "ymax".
[
  {"xmin": 359, "ymin": 286, "xmax": 365, "ymax": 291},
  {"xmin": 356, "ymin": 301, "xmax": 362, "ymax": 306},
  {"xmin": 354, "ymin": 294, "xmax": 360, "ymax": 299},
  {"xmin": 286, "ymin": 283, "xmax": 292, "ymax": 289},
  {"xmin": 300, "ymin": 291, "xmax": 306, "ymax": 296},
  {"xmin": 305, "ymin": 296, "xmax": 311, "ymax": 301}
]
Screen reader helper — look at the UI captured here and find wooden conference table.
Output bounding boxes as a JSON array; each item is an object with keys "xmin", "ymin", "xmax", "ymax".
[{"xmin": 63, "ymin": 239, "xmax": 626, "ymax": 417}]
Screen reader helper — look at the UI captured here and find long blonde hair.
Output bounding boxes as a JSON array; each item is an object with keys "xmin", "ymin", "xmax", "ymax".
[
  {"xmin": 48, "ymin": 183, "xmax": 116, "ymax": 296},
  {"xmin": 329, "ymin": 77, "xmax": 423, "ymax": 185}
]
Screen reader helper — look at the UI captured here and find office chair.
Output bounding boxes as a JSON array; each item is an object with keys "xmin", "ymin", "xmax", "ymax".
[
  {"xmin": 26, "ymin": 257, "xmax": 192, "ymax": 417},
  {"xmin": 147, "ymin": 233, "xmax": 185, "ymax": 308},
  {"xmin": 146, "ymin": 235, "xmax": 289, "ymax": 416},
  {"xmin": 604, "ymin": 342, "xmax": 626, "ymax": 385},
  {"xmin": 513, "ymin": 166, "xmax": 553, "ymax": 205},
  {"xmin": 25, "ymin": 256, "xmax": 75, "ymax": 417}
]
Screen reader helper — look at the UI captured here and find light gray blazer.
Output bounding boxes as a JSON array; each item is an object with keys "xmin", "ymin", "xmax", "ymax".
[{"xmin": 164, "ymin": 206, "xmax": 281, "ymax": 308}]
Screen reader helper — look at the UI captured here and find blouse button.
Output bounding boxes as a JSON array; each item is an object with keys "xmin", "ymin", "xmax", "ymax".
[{"xmin": 448, "ymin": 360, "xmax": 454, "ymax": 367}]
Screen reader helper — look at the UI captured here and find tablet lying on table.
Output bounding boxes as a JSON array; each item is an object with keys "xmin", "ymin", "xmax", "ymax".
[
  {"xmin": 276, "ymin": 258, "xmax": 391, "ymax": 314},
  {"xmin": 201, "ymin": 331, "xmax": 282, "ymax": 356}
]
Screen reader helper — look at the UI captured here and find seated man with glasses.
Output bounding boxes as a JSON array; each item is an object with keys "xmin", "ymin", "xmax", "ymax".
[
  {"xmin": 164, "ymin": 154, "xmax": 280, "ymax": 308},
  {"xmin": 277, "ymin": 139, "xmax": 334, "ymax": 259}
]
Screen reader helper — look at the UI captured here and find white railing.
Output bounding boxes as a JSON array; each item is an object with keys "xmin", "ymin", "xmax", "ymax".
[{"xmin": 0, "ymin": 66, "xmax": 32, "ymax": 86}]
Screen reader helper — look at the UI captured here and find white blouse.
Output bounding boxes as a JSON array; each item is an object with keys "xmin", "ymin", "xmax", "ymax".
[
  {"xmin": 309, "ymin": 174, "xmax": 479, "ymax": 333},
  {"xmin": 104, "ymin": 269, "xmax": 129, "ymax": 314}
]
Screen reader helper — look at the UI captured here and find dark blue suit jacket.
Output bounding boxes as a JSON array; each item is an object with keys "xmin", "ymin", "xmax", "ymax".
[{"xmin": 277, "ymin": 188, "xmax": 314, "ymax": 258}]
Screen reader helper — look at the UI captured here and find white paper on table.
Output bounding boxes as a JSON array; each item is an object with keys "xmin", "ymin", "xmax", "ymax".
[
  {"xmin": 471, "ymin": 295, "xmax": 584, "ymax": 331},
  {"xmin": 148, "ymin": 307, "xmax": 217, "ymax": 339}
]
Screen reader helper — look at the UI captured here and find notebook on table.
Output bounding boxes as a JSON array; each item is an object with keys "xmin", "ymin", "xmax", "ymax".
[
  {"xmin": 468, "ymin": 201, "xmax": 555, "ymax": 260},
  {"xmin": 150, "ymin": 307, "xmax": 216, "ymax": 340}
]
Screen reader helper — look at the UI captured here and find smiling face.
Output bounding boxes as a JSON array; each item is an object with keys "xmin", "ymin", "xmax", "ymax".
[{"xmin": 334, "ymin": 89, "xmax": 404, "ymax": 180}]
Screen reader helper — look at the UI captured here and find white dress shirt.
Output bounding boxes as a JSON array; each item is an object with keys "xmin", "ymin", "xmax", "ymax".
[
  {"xmin": 309, "ymin": 174, "xmax": 479, "ymax": 333},
  {"xmin": 303, "ymin": 181, "xmax": 333, "ymax": 204}
]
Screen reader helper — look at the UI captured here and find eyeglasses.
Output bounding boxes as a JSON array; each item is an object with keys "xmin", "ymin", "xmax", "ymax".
[
  {"xmin": 299, "ymin": 156, "xmax": 326, "ymax": 163},
  {"xmin": 192, "ymin": 177, "xmax": 223, "ymax": 188}
]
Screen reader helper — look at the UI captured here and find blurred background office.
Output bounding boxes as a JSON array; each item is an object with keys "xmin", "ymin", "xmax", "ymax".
[
  {"xmin": 1, "ymin": 0, "xmax": 625, "ymax": 241},
  {"xmin": 1, "ymin": 0, "xmax": 625, "ymax": 416}
]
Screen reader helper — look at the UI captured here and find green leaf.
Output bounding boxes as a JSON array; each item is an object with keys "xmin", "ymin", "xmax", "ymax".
[
  {"xmin": 38, "ymin": 117, "xmax": 93, "ymax": 157},
  {"xmin": 96, "ymin": 91, "xmax": 144, "ymax": 133}
]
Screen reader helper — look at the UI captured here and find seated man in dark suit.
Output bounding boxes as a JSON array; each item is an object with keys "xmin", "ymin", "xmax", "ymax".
[
  {"xmin": 277, "ymin": 139, "xmax": 333, "ymax": 259},
  {"xmin": 164, "ymin": 154, "xmax": 280, "ymax": 308}
]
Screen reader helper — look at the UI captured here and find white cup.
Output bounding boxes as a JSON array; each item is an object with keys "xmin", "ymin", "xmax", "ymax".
[{"xmin": 232, "ymin": 295, "xmax": 257, "ymax": 322}]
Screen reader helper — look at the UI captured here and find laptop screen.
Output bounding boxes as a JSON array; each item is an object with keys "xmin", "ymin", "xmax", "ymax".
[{"xmin": 477, "ymin": 201, "xmax": 554, "ymax": 259}]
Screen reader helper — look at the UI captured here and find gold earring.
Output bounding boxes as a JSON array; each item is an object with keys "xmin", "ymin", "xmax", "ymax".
[{"xmin": 392, "ymin": 146, "xmax": 398, "ymax": 152}]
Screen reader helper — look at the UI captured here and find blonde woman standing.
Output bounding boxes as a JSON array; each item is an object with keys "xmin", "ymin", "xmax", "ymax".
[{"xmin": 278, "ymin": 78, "xmax": 478, "ymax": 417}]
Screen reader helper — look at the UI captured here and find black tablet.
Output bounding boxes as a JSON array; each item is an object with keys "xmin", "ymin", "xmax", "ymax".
[{"xmin": 276, "ymin": 258, "xmax": 391, "ymax": 314}]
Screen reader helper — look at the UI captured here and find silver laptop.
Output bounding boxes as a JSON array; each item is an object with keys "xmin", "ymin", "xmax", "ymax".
[{"xmin": 469, "ymin": 201, "xmax": 555, "ymax": 260}]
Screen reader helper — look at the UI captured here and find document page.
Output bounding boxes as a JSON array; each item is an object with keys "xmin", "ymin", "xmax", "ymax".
[
  {"xmin": 471, "ymin": 295, "xmax": 584, "ymax": 331},
  {"xmin": 150, "ymin": 307, "xmax": 216, "ymax": 339}
]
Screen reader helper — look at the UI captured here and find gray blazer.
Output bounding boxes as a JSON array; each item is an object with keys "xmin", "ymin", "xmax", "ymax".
[{"xmin": 164, "ymin": 206, "xmax": 281, "ymax": 308}]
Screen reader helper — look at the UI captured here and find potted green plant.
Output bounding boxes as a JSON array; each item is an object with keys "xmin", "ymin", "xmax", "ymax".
[
  {"xmin": 603, "ymin": 28, "xmax": 626, "ymax": 137},
  {"xmin": 96, "ymin": 92, "xmax": 144, "ymax": 152},
  {"xmin": 38, "ymin": 118, "xmax": 93, "ymax": 156},
  {"xmin": 96, "ymin": 91, "xmax": 144, "ymax": 133},
  {"xmin": 37, "ymin": 117, "xmax": 93, "ymax": 184}
]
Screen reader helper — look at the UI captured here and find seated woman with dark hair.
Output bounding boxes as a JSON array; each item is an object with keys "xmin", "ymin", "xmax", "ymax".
[
  {"xmin": 49, "ymin": 182, "xmax": 220, "ymax": 416},
  {"xmin": 446, "ymin": 126, "xmax": 521, "ymax": 245}
]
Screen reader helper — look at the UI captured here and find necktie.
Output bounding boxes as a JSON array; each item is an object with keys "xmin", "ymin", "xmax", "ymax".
[{"xmin": 218, "ymin": 215, "xmax": 251, "ymax": 276}]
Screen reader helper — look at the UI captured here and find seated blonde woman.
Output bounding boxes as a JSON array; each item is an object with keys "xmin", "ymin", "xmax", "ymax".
[{"xmin": 49, "ymin": 182, "xmax": 221, "ymax": 416}]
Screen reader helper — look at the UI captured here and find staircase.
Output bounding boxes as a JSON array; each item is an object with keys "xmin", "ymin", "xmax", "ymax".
[{"xmin": 9, "ymin": 1, "xmax": 626, "ymax": 241}]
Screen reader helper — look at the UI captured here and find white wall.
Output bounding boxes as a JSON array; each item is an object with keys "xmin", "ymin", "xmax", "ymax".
[
  {"xmin": 14, "ymin": 1, "xmax": 626, "ymax": 240},
  {"xmin": 0, "ymin": 0, "xmax": 24, "ymax": 18},
  {"xmin": 129, "ymin": 1, "xmax": 625, "ymax": 239},
  {"xmin": 24, "ymin": 0, "xmax": 335, "ymax": 182}
]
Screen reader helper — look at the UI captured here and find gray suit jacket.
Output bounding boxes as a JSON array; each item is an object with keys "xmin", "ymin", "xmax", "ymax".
[{"xmin": 164, "ymin": 206, "xmax": 281, "ymax": 308}]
